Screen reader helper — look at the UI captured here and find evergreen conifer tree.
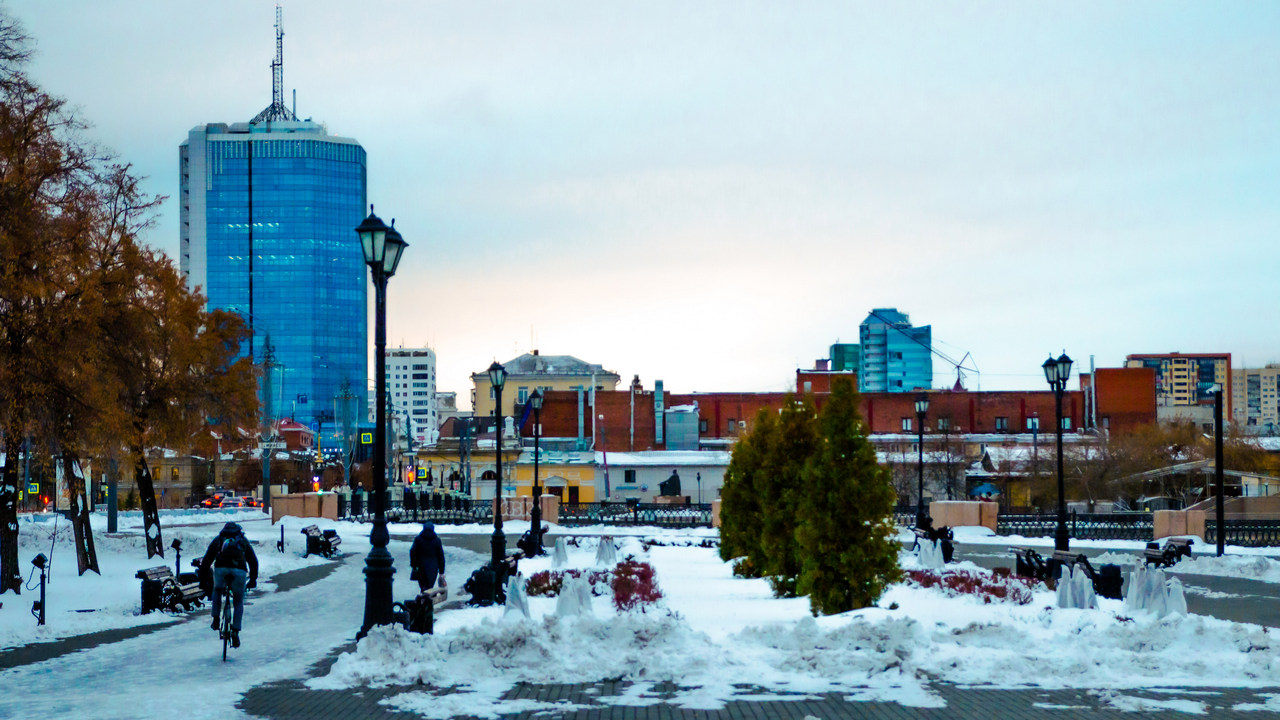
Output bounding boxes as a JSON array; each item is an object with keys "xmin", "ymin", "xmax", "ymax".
[
  {"xmin": 759, "ymin": 395, "xmax": 817, "ymax": 596},
  {"xmin": 796, "ymin": 377, "xmax": 901, "ymax": 614},
  {"xmin": 718, "ymin": 406, "xmax": 776, "ymax": 575}
]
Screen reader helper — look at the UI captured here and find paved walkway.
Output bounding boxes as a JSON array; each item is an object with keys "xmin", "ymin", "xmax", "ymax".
[{"xmin": 12, "ymin": 530, "xmax": 1280, "ymax": 718}]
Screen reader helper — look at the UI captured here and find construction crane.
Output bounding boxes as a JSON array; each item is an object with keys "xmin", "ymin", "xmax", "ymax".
[{"xmin": 865, "ymin": 309, "xmax": 980, "ymax": 391}]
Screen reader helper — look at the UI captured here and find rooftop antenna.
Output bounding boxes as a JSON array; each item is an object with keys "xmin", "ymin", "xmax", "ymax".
[{"xmin": 251, "ymin": 4, "xmax": 299, "ymax": 124}]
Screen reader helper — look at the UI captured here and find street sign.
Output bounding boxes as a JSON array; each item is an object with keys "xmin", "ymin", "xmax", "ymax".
[
  {"xmin": 361, "ymin": 432, "xmax": 373, "ymax": 445},
  {"xmin": 416, "ymin": 467, "xmax": 427, "ymax": 479},
  {"xmin": 27, "ymin": 482, "xmax": 39, "ymax": 493},
  {"xmin": 257, "ymin": 441, "xmax": 287, "ymax": 450}
]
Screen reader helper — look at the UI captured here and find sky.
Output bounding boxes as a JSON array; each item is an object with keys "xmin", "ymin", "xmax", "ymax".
[
  {"xmin": 7, "ymin": 1, "xmax": 1280, "ymax": 407},
  {"xmin": 11, "ymin": 509, "xmax": 1280, "ymax": 717}
]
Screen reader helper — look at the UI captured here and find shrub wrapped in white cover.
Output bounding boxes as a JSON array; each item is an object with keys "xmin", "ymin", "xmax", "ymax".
[
  {"xmin": 1165, "ymin": 576, "xmax": 1188, "ymax": 616},
  {"xmin": 1056, "ymin": 565, "xmax": 1076, "ymax": 608},
  {"xmin": 1124, "ymin": 565, "xmax": 1146, "ymax": 613},
  {"xmin": 916, "ymin": 539, "xmax": 943, "ymax": 569},
  {"xmin": 555, "ymin": 574, "xmax": 594, "ymax": 618},
  {"xmin": 1071, "ymin": 564, "xmax": 1098, "ymax": 610},
  {"xmin": 504, "ymin": 573, "xmax": 530, "ymax": 620},
  {"xmin": 595, "ymin": 536, "xmax": 617, "ymax": 567},
  {"xmin": 552, "ymin": 537, "xmax": 569, "ymax": 568}
]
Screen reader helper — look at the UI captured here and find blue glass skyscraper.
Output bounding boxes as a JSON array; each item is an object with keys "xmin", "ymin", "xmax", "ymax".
[
  {"xmin": 179, "ymin": 118, "xmax": 369, "ymax": 428},
  {"xmin": 858, "ymin": 308, "xmax": 933, "ymax": 393}
]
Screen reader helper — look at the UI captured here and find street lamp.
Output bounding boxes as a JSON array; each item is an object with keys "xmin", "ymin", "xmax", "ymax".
[
  {"xmin": 1211, "ymin": 383, "xmax": 1225, "ymax": 557},
  {"xmin": 355, "ymin": 208, "xmax": 408, "ymax": 639},
  {"xmin": 488, "ymin": 361, "xmax": 508, "ymax": 597},
  {"xmin": 914, "ymin": 394, "xmax": 930, "ymax": 528},
  {"xmin": 529, "ymin": 389, "xmax": 544, "ymax": 556},
  {"xmin": 1042, "ymin": 352, "xmax": 1073, "ymax": 552}
]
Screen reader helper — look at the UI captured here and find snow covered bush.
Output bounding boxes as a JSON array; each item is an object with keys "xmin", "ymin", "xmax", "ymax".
[
  {"xmin": 611, "ymin": 557, "xmax": 663, "ymax": 611},
  {"xmin": 525, "ymin": 569, "xmax": 611, "ymax": 597},
  {"xmin": 904, "ymin": 569, "xmax": 1036, "ymax": 605}
]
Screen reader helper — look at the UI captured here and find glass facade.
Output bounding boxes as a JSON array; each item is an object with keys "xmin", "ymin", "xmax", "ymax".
[{"xmin": 183, "ymin": 122, "xmax": 368, "ymax": 428}]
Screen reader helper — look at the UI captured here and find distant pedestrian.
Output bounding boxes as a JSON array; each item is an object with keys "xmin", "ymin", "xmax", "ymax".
[{"xmin": 410, "ymin": 521, "xmax": 447, "ymax": 593}]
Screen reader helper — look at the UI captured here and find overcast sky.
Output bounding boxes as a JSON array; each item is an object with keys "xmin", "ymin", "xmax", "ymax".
[{"xmin": 8, "ymin": 1, "xmax": 1279, "ymax": 405}]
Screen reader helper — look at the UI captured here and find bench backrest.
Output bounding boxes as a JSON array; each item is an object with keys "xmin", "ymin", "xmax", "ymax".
[
  {"xmin": 136, "ymin": 566, "xmax": 174, "ymax": 581},
  {"xmin": 300, "ymin": 525, "xmax": 321, "ymax": 535}
]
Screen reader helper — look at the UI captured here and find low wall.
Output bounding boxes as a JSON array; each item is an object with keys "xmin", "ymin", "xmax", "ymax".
[
  {"xmin": 1153, "ymin": 496, "xmax": 1280, "ymax": 541},
  {"xmin": 929, "ymin": 501, "xmax": 998, "ymax": 533},
  {"xmin": 492, "ymin": 495, "xmax": 560, "ymax": 525},
  {"xmin": 271, "ymin": 492, "xmax": 338, "ymax": 524}
]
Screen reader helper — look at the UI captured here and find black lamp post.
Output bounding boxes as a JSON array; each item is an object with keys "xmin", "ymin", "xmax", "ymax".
[
  {"xmin": 1042, "ymin": 352, "xmax": 1073, "ymax": 552},
  {"xmin": 488, "ymin": 361, "xmax": 508, "ymax": 588},
  {"xmin": 529, "ymin": 389, "xmax": 544, "ymax": 556},
  {"xmin": 914, "ymin": 394, "xmax": 930, "ymax": 528},
  {"xmin": 1213, "ymin": 383, "xmax": 1225, "ymax": 557},
  {"xmin": 355, "ymin": 208, "xmax": 408, "ymax": 639}
]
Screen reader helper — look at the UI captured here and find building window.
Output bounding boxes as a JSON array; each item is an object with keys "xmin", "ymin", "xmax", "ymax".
[
  {"xmin": 901, "ymin": 417, "xmax": 912, "ymax": 432},
  {"xmin": 728, "ymin": 419, "xmax": 737, "ymax": 434},
  {"xmin": 518, "ymin": 387, "xmax": 528, "ymax": 404},
  {"xmin": 624, "ymin": 469, "xmax": 636, "ymax": 485},
  {"xmin": 1027, "ymin": 417, "xmax": 1040, "ymax": 431},
  {"xmin": 1062, "ymin": 417, "xmax": 1072, "ymax": 431},
  {"xmin": 699, "ymin": 419, "xmax": 708, "ymax": 433},
  {"xmin": 995, "ymin": 417, "xmax": 1008, "ymax": 432},
  {"xmin": 937, "ymin": 417, "xmax": 950, "ymax": 431}
]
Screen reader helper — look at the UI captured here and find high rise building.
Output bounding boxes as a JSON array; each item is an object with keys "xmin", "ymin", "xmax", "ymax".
[
  {"xmin": 829, "ymin": 343, "xmax": 860, "ymax": 374},
  {"xmin": 858, "ymin": 308, "xmax": 932, "ymax": 393},
  {"xmin": 179, "ymin": 10, "xmax": 368, "ymax": 428},
  {"xmin": 386, "ymin": 347, "xmax": 438, "ymax": 447},
  {"xmin": 1232, "ymin": 364, "xmax": 1279, "ymax": 434},
  {"xmin": 1124, "ymin": 352, "xmax": 1231, "ymax": 422}
]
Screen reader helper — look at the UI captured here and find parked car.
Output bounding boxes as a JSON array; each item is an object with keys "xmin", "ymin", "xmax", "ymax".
[
  {"xmin": 242, "ymin": 497, "xmax": 261, "ymax": 508},
  {"xmin": 219, "ymin": 497, "xmax": 245, "ymax": 509}
]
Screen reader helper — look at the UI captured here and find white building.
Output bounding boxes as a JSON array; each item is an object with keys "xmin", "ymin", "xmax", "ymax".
[
  {"xmin": 1233, "ymin": 364, "xmax": 1280, "ymax": 434},
  {"xmin": 385, "ymin": 347, "xmax": 438, "ymax": 447}
]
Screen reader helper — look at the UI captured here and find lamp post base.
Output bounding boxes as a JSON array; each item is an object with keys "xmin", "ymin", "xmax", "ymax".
[
  {"xmin": 915, "ymin": 509, "xmax": 929, "ymax": 529},
  {"xmin": 1054, "ymin": 522, "xmax": 1070, "ymax": 553},
  {"xmin": 358, "ymin": 542, "xmax": 396, "ymax": 640},
  {"xmin": 530, "ymin": 491, "xmax": 543, "ymax": 556},
  {"xmin": 490, "ymin": 526, "xmax": 506, "ymax": 604}
]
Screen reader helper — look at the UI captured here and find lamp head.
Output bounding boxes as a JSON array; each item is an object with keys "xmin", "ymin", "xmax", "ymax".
[
  {"xmin": 170, "ymin": 538, "xmax": 182, "ymax": 551},
  {"xmin": 915, "ymin": 393, "xmax": 929, "ymax": 416},
  {"xmin": 487, "ymin": 361, "xmax": 507, "ymax": 391},
  {"xmin": 529, "ymin": 388, "xmax": 543, "ymax": 411},
  {"xmin": 1042, "ymin": 355, "xmax": 1059, "ymax": 386},
  {"xmin": 1056, "ymin": 352, "xmax": 1073, "ymax": 385},
  {"xmin": 31, "ymin": 553, "xmax": 47, "ymax": 570},
  {"xmin": 354, "ymin": 208, "xmax": 390, "ymax": 268},
  {"xmin": 382, "ymin": 221, "xmax": 407, "ymax": 277}
]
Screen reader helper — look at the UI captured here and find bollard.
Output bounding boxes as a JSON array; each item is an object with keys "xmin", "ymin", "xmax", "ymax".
[{"xmin": 277, "ymin": 524, "xmax": 285, "ymax": 553}]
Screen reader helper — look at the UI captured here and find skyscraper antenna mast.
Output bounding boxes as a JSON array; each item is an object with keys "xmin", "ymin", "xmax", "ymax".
[{"xmin": 251, "ymin": 4, "xmax": 299, "ymax": 124}]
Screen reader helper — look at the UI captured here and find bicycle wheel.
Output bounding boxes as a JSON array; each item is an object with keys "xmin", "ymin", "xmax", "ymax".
[{"xmin": 221, "ymin": 589, "xmax": 232, "ymax": 661}]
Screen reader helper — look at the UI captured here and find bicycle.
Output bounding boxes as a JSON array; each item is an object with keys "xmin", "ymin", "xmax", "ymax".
[{"xmin": 218, "ymin": 582, "xmax": 234, "ymax": 661}]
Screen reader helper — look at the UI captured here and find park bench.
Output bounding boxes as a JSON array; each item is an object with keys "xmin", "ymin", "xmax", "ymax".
[
  {"xmin": 394, "ymin": 586, "xmax": 448, "ymax": 634},
  {"xmin": 1144, "ymin": 538, "xmax": 1194, "ymax": 568},
  {"xmin": 1011, "ymin": 547, "xmax": 1051, "ymax": 581},
  {"xmin": 301, "ymin": 525, "xmax": 342, "ymax": 558},
  {"xmin": 136, "ymin": 566, "xmax": 204, "ymax": 614},
  {"xmin": 1051, "ymin": 550, "xmax": 1123, "ymax": 600}
]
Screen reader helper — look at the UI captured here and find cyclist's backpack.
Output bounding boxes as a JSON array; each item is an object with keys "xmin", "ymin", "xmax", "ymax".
[{"xmin": 216, "ymin": 536, "xmax": 246, "ymax": 566}]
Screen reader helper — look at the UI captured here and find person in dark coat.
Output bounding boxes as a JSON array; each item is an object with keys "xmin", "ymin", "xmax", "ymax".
[
  {"xmin": 409, "ymin": 521, "xmax": 447, "ymax": 593},
  {"xmin": 200, "ymin": 521, "xmax": 259, "ymax": 647}
]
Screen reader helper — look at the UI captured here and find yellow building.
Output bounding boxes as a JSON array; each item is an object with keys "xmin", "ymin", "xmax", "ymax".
[
  {"xmin": 471, "ymin": 350, "xmax": 620, "ymax": 419},
  {"xmin": 1125, "ymin": 353, "xmax": 1231, "ymax": 416},
  {"xmin": 512, "ymin": 449, "xmax": 598, "ymax": 503}
]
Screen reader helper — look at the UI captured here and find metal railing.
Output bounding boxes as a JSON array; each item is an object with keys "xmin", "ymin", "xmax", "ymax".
[
  {"xmin": 996, "ymin": 511, "xmax": 1153, "ymax": 541},
  {"xmin": 558, "ymin": 502, "xmax": 714, "ymax": 528},
  {"xmin": 1204, "ymin": 519, "xmax": 1280, "ymax": 548}
]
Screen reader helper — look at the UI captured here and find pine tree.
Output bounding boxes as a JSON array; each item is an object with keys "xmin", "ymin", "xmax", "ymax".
[
  {"xmin": 718, "ymin": 406, "xmax": 777, "ymax": 575},
  {"xmin": 759, "ymin": 395, "xmax": 817, "ymax": 597},
  {"xmin": 796, "ymin": 377, "xmax": 901, "ymax": 614}
]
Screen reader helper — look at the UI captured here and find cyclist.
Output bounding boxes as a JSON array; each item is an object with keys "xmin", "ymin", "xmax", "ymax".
[{"xmin": 199, "ymin": 521, "xmax": 259, "ymax": 648}]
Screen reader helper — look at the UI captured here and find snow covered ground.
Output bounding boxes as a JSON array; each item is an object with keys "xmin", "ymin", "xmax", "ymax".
[{"xmin": 5, "ymin": 513, "xmax": 1280, "ymax": 718}]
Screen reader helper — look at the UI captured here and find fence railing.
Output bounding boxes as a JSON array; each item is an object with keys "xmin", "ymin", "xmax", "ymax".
[
  {"xmin": 558, "ymin": 502, "xmax": 713, "ymax": 528},
  {"xmin": 996, "ymin": 511, "xmax": 1153, "ymax": 541},
  {"xmin": 339, "ymin": 498, "xmax": 713, "ymax": 528},
  {"xmin": 1204, "ymin": 519, "xmax": 1280, "ymax": 548}
]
